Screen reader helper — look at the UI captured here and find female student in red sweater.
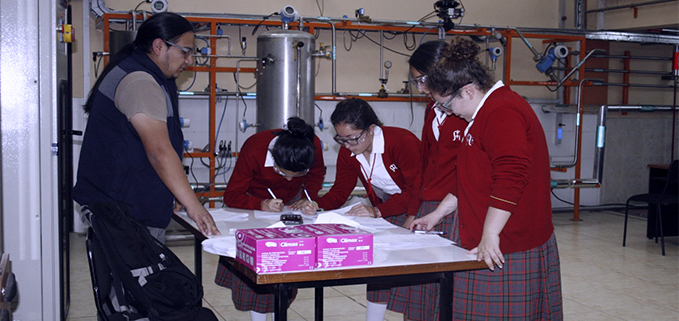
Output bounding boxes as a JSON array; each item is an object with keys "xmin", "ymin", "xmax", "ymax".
[
  {"xmin": 216, "ymin": 117, "xmax": 325, "ymax": 321},
  {"xmin": 412, "ymin": 38, "xmax": 563, "ymax": 320},
  {"xmin": 386, "ymin": 40, "xmax": 469, "ymax": 321},
  {"xmin": 315, "ymin": 98, "xmax": 422, "ymax": 321}
]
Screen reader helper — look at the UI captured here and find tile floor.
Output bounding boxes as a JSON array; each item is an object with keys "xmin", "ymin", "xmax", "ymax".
[{"xmin": 67, "ymin": 210, "xmax": 678, "ymax": 321}]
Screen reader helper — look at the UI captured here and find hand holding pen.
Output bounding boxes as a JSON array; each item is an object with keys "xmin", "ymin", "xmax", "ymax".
[
  {"xmin": 289, "ymin": 188, "xmax": 319, "ymax": 215},
  {"xmin": 261, "ymin": 188, "xmax": 284, "ymax": 212}
]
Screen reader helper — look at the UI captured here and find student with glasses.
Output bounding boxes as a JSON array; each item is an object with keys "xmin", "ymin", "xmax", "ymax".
[
  {"xmin": 314, "ymin": 98, "xmax": 422, "ymax": 321},
  {"xmin": 412, "ymin": 37, "xmax": 563, "ymax": 320},
  {"xmin": 74, "ymin": 12, "xmax": 220, "ymax": 241},
  {"xmin": 217, "ymin": 117, "xmax": 325, "ymax": 321},
  {"xmin": 375, "ymin": 40, "xmax": 470, "ymax": 321}
]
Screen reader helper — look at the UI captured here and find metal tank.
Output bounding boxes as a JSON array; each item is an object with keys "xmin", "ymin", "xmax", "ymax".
[{"xmin": 256, "ymin": 30, "xmax": 315, "ymax": 132}]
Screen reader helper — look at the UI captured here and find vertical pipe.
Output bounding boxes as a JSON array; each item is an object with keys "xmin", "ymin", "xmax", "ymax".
[
  {"xmin": 330, "ymin": 22, "xmax": 336, "ymax": 95},
  {"xmin": 623, "ymin": 50, "xmax": 631, "ymax": 104},
  {"xmin": 379, "ymin": 30, "xmax": 384, "ymax": 80},
  {"xmin": 672, "ymin": 45, "xmax": 678, "ymax": 159},
  {"xmin": 594, "ymin": 106, "xmax": 607, "ymax": 183},
  {"xmin": 208, "ymin": 21, "xmax": 217, "ymax": 207}
]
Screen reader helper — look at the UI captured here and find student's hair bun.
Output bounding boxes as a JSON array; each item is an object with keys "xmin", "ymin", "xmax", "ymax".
[
  {"xmin": 284, "ymin": 117, "xmax": 314, "ymax": 141},
  {"xmin": 445, "ymin": 37, "xmax": 480, "ymax": 63}
]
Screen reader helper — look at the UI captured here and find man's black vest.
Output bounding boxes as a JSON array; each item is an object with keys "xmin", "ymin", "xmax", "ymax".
[{"xmin": 74, "ymin": 49, "xmax": 184, "ymax": 228}]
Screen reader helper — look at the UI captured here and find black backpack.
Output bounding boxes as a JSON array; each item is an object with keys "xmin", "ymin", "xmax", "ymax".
[{"xmin": 84, "ymin": 202, "xmax": 217, "ymax": 321}]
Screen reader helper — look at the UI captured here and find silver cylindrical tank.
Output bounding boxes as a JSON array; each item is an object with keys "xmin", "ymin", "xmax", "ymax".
[
  {"xmin": 256, "ymin": 30, "xmax": 315, "ymax": 132},
  {"xmin": 109, "ymin": 30, "xmax": 137, "ymax": 57}
]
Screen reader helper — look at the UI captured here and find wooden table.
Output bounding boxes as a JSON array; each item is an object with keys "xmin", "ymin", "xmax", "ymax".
[{"xmin": 173, "ymin": 210, "xmax": 486, "ymax": 321}]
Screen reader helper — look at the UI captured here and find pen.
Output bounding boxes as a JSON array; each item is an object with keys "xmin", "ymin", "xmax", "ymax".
[
  {"xmin": 267, "ymin": 187, "xmax": 277, "ymax": 199},
  {"xmin": 413, "ymin": 230, "xmax": 446, "ymax": 235},
  {"xmin": 303, "ymin": 188, "xmax": 312, "ymax": 202}
]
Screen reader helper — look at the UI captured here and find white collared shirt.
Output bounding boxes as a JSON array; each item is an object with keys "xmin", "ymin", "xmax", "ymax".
[
  {"xmin": 354, "ymin": 126, "xmax": 402, "ymax": 198},
  {"xmin": 431, "ymin": 107, "xmax": 447, "ymax": 141},
  {"xmin": 263, "ymin": 136, "xmax": 279, "ymax": 168}
]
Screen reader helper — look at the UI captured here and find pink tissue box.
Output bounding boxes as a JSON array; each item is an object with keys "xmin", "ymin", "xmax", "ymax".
[
  {"xmin": 296, "ymin": 224, "xmax": 373, "ymax": 268},
  {"xmin": 235, "ymin": 227, "xmax": 315, "ymax": 274}
]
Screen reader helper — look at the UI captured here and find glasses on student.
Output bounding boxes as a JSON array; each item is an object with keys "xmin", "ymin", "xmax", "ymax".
[
  {"xmin": 433, "ymin": 82, "xmax": 472, "ymax": 112},
  {"xmin": 333, "ymin": 130, "xmax": 367, "ymax": 146},
  {"xmin": 409, "ymin": 75, "xmax": 427, "ymax": 86},
  {"xmin": 273, "ymin": 163, "xmax": 309, "ymax": 178},
  {"xmin": 163, "ymin": 40, "xmax": 194, "ymax": 58}
]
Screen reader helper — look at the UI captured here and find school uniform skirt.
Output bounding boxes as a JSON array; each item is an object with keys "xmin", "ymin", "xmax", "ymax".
[
  {"xmin": 384, "ymin": 201, "xmax": 459, "ymax": 320},
  {"xmin": 452, "ymin": 233, "xmax": 563, "ymax": 320},
  {"xmin": 215, "ymin": 260, "xmax": 298, "ymax": 313},
  {"xmin": 366, "ymin": 212, "xmax": 409, "ymax": 303}
]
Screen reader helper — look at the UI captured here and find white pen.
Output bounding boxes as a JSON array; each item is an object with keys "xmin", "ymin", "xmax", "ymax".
[
  {"xmin": 267, "ymin": 187, "xmax": 277, "ymax": 199},
  {"xmin": 413, "ymin": 230, "xmax": 446, "ymax": 235},
  {"xmin": 303, "ymin": 188, "xmax": 312, "ymax": 202}
]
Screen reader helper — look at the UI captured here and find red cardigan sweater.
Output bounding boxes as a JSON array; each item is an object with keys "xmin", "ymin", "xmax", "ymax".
[
  {"xmin": 419, "ymin": 102, "xmax": 468, "ymax": 201},
  {"xmin": 222, "ymin": 130, "xmax": 326, "ymax": 209},
  {"xmin": 316, "ymin": 126, "xmax": 422, "ymax": 217},
  {"xmin": 457, "ymin": 86, "xmax": 553, "ymax": 254}
]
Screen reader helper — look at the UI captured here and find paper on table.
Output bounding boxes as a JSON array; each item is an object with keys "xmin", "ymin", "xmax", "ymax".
[
  {"xmin": 201, "ymin": 221, "xmax": 287, "ymax": 258},
  {"xmin": 206, "ymin": 208, "xmax": 249, "ymax": 222},
  {"xmin": 373, "ymin": 234, "xmax": 455, "ymax": 250},
  {"xmin": 202, "ymin": 236, "xmax": 237, "ymax": 257},
  {"xmin": 313, "ymin": 212, "xmax": 361, "ymax": 228}
]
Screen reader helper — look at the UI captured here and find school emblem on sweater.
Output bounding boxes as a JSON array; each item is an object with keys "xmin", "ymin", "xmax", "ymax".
[
  {"xmin": 389, "ymin": 164, "xmax": 398, "ymax": 172},
  {"xmin": 452, "ymin": 130, "xmax": 462, "ymax": 142},
  {"xmin": 465, "ymin": 134, "xmax": 474, "ymax": 146}
]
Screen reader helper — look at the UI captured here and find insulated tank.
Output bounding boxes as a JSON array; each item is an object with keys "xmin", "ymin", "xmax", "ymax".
[{"xmin": 256, "ymin": 30, "xmax": 315, "ymax": 131}]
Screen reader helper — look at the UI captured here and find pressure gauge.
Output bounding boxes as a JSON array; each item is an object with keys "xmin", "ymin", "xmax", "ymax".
[
  {"xmin": 384, "ymin": 61, "xmax": 392, "ymax": 69},
  {"xmin": 151, "ymin": 0, "xmax": 168, "ymax": 13}
]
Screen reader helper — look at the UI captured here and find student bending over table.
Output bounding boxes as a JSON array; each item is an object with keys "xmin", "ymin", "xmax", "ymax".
[
  {"xmin": 216, "ymin": 117, "xmax": 326, "ymax": 321},
  {"xmin": 314, "ymin": 98, "xmax": 423, "ymax": 321}
]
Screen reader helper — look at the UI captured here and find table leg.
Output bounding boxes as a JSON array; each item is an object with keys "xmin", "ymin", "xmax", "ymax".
[
  {"xmin": 274, "ymin": 284, "xmax": 289, "ymax": 321},
  {"xmin": 314, "ymin": 287, "xmax": 324, "ymax": 321},
  {"xmin": 439, "ymin": 271, "xmax": 453, "ymax": 321},
  {"xmin": 194, "ymin": 238, "xmax": 202, "ymax": 307}
]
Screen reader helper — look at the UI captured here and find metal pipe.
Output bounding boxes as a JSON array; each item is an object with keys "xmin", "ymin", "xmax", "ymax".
[
  {"xmin": 555, "ymin": 49, "xmax": 606, "ymax": 88},
  {"xmin": 594, "ymin": 106, "xmax": 606, "ymax": 183},
  {"xmin": 330, "ymin": 21, "xmax": 337, "ymax": 95},
  {"xmin": 552, "ymin": 66, "xmax": 673, "ymax": 76},
  {"xmin": 541, "ymin": 104, "xmax": 679, "ymax": 113},
  {"xmin": 551, "ymin": 178, "xmax": 601, "ymax": 188},
  {"xmin": 585, "ymin": 0, "xmax": 678, "ymax": 14},
  {"xmin": 379, "ymin": 30, "xmax": 384, "ymax": 82},
  {"xmin": 591, "ymin": 54, "xmax": 672, "ymax": 60}
]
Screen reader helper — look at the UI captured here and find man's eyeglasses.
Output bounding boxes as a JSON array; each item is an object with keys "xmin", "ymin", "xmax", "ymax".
[
  {"xmin": 273, "ymin": 163, "xmax": 309, "ymax": 178},
  {"xmin": 163, "ymin": 40, "xmax": 194, "ymax": 58},
  {"xmin": 409, "ymin": 75, "xmax": 427, "ymax": 86},
  {"xmin": 333, "ymin": 130, "xmax": 367, "ymax": 146}
]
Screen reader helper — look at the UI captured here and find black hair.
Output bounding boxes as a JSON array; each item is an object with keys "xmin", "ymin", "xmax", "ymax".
[
  {"xmin": 84, "ymin": 12, "xmax": 193, "ymax": 113},
  {"xmin": 271, "ymin": 117, "xmax": 316, "ymax": 172},
  {"xmin": 426, "ymin": 37, "xmax": 494, "ymax": 97},
  {"xmin": 408, "ymin": 40, "xmax": 449, "ymax": 75},
  {"xmin": 330, "ymin": 98, "xmax": 383, "ymax": 130}
]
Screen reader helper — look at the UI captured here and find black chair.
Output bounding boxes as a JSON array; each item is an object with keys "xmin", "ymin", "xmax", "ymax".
[{"xmin": 623, "ymin": 160, "xmax": 679, "ymax": 256}]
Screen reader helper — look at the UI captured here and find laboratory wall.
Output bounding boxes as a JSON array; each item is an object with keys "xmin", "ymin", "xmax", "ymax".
[{"xmin": 69, "ymin": 0, "xmax": 679, "ymax": 210}]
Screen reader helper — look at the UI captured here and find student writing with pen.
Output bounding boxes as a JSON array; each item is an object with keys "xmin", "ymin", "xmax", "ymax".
[
  {"xmin": 217, "ymin": 117, "xmax": 325, "ymax": 321},
  {"xmin": 313, "ymin": 98, "xmax": 423, "ymax": 321}
]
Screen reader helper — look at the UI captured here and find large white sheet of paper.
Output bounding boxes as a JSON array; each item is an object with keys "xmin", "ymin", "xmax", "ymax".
[{"xmin": 206, "ymin": 208, "xmax": 249, "ymax": 222}]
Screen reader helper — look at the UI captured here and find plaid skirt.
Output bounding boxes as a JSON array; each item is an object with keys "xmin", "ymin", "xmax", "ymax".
[
  {"xmin": 453, "ymin": 233, "xmax": 563, "ymax": 321},
  {"xmin": 386, "ymin": 201, "xmax": 459, "ymax": 320},
  {"xmin": 214, "ymin": 259, "xmax": 298, "ymax": 313},
  {"xmin": 366, "ymin": 213, "xmax": 409, "ymax": 303}
]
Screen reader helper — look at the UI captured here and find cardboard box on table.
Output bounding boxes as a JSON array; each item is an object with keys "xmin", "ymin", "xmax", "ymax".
[
  {"xmin": 235, "ymin": 227, "xmax": 315, "ymax": 274},
  {"xmin": 296, "ymin": 224, "xmax": 373, "ymax": 268}
]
